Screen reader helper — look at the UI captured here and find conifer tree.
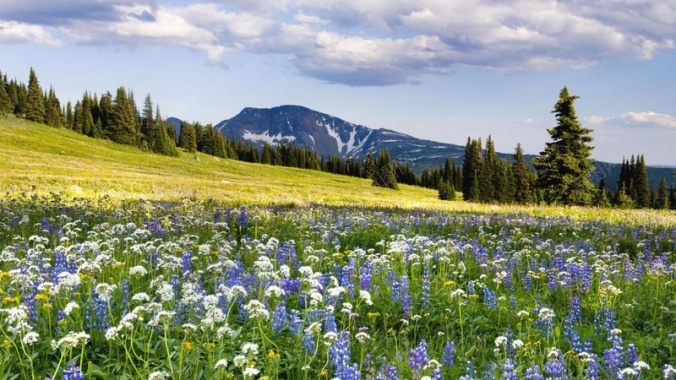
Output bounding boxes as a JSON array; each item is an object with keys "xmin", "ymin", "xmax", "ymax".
[
  {"xmin": 26, "ymin": 68, "xmax": 45, "ymax": 122},
  {"xmin": 178, "ymin": 121, "xmax": 197, "ymax": 153},
  {"xmin": 45, "ymin": 87, "xmax": 62, "ymax": 127},
  {"xmin": 155, "ymin": 107, "xmax": 178, "ymax": 156},
  {"xmin": 362, "ymin": 150, "xmax": 376, "ymax": 180},
  {"xmin": 109, "ymin": 87, "xmax": 138, "ymax": 145},
  {"xmin": 372, "ymin": 150, "xmax": 398, "ymax": 189},
  {"xmin": 141, "ymin": 94, "xmax": 154, "ymax": 149},
  {"xmin": 0, "ymin": 70, "xmax": 11, "ymax": 115},
  {"xmin": 653, "ymin": 177, "xmax": 669, "ymax": 209},
  {"xmin": 462, "ymin": 137, "xmax": 481, "ymax": 201},
  {"xmin": 533, "ymin": 87, "xmax": 595, "ymax": 205},
  {"xmin": 633, "ymin": 155, "xmax": 650, "ymax": 208},
  {"xmin": 512, "ymin": 143, "xmax": 532, "ymax": 204}
]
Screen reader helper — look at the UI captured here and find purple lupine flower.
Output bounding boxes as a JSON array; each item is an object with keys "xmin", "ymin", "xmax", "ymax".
[
  {"xmin": 583, "ymin": 353, "xmax": 601, "ymax": 380},
  {"xmin": 422, "ymin": 266, "xmax": 431, "ymax": 309},
  {"xmin": 271, "ymin": 301, "xmax": 288, "ymax": 335},
  {"xmin": 329, "ymin": 331, "xmax": 352, "ymax": 378},
  {"xmin": 61, "ymin": 364, "xmax": 84, "ymax": 380},
  {"xmin": 525, "ymin": 364, "xmax": 544, "ymax": 380},
  {"xmin": 401, "ymin": 276, "xmax": 412, "ymax": 319},
  {"xmin": 483, "ymin": 287, "xmax": 497, "ymax": 310},
  {"xmin": 502, "ymin": 359, "xmax": 519, "ymax": 380},
  {"xmin": 443, "ymin": 341, "xmax": 455, "ymax": 366},
  {"xmin": 409, "ymin": 340, "xmax": 430, "ymax": 375}
]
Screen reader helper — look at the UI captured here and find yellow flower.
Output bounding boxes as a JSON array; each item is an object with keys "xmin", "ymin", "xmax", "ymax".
[
  {"xmin": 58, "ymin": 319, "xmax": 67, "ymax": 328},
  {"xmin": 321, "ymin": 369, "xmax": 328, "ymax": 376},
  {"xmin": 367, "ymin": 312, "xmax": 380, "ymax": 319},
  {"xmin": 182, "ymin": 341, "xmax": 193, "ymax": 350},
  {"xmin": 2, "ymin": 296, "xmax": 18, "ymax": 305},
  {"xmin": 42, "ymin": 303, "xmax": 53, "ymax": 311},
  {"xmin": 113, "ymin": 262, "xmax": 125, "ymax": 270},
  {"xmin": 34, "ymin": 294, "xmax": 48, "ymax": 302},
  {"xmin": 444, "ymin": 280, "xmax": 456, "ymax": 287},
  {"xmin": 0, "ymin": 272, "xmax": 9, "ymax": 280},
  {"xmin": 267, "ymin": 349, "xmax": 280, "ymax": 359}
]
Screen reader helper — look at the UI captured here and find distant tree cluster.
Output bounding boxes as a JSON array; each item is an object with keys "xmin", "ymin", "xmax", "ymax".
[
  {"xmin": 461, "ymin": 137, "xmax": 534, "ymax": 204},
  {"xmin": 3, "ymin": 68, "xmax": 177, "ymax": 157}
]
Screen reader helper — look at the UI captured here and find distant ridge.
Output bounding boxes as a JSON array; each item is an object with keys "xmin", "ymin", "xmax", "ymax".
[{"xmin": 172, "ymin": 105, "xmax": 675, "ymax": 189}]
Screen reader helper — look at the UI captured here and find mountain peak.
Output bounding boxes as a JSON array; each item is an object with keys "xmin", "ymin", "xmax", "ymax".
[{"xmin": 214, "ymin": 105, "xmax": 465, "ymax": 170}]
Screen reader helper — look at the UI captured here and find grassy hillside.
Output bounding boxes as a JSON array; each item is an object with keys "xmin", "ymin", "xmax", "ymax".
[
  {"xmin": 0, "ymin": 115, "xmax": 448, "ymax": 208},
  {"xmin": 2, "ymin": 115, "xmax": 675, "ymax": 226}
]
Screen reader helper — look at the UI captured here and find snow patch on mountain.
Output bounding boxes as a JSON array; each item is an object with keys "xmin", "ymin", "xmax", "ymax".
[{"xmin": 242, "ymin": 130, "xmax": 296, "ymax": 145}]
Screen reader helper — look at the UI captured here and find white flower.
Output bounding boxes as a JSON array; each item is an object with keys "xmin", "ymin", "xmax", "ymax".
[
  {"xmin": 233, "ymin": 355, "xmax": 247, "ymax": 367},
  {"xmin": 620, "ymin": 367, "xmax": 638, "ymax": 376},
  {"xmin": 359, "ymin": 290, "xmax": 373, "ymax": 306},
  {"xmin": 450, "ymin": 289, "xmax": 466, "ymax": 299},
  {"xmin": 131, "ymin": 292, "xmax": 150, "ymax": 303},
  {"xmin": 63, "ymin": 301, "xmax": 80, "ymax": 317},
  {"xmin": 265, "ymin": 285, "xmax": 286, "ymax": 299},
  {"xmin": 516, "ymin": 310, "xmax": 530, "ymax": 318},
  {"xmin": 148, "ymin": 370, "xmax": 169, "ymax": 380},
  {"xmin": 538, "ymin": 308, "xmax": 555, "ymax": 321},
  {"xmin": 243, "ymin": 300, "xmax": 269, "ymax": 321},
  {"xmin": 241, "ymin": 342, "xmax": 259, "ymax": 356},
  {"xmin": 633, "ymin": 361, "xmax": 650, "ymax": 370},
  {"xmin": 155, "ymin": 283, "xmax": 174, "ymax": 302},
  {"xmin": 512, "ymin": 339, "xmax": 524, "ymax": 349},
  {"xmin": 243, "ymin": 367, "xmax": 260, "ymax": 377},
  {"xmin": 214, "ymin": 359, "xmax": 228, "ymax": 370},
  {"xmin": 22, "ymin": 331, "xmax": 39, "ymax": 345},
  {"xmin": 495, "ymin": 336, "xmax": 508, "ymax": 348},
  {"xmin": 129, "ymin": 265, "xmax": 148, "ymax": 276},
  {"xmin": 355, "ymin": 332, "xmax": 370, "ymax": 343}
]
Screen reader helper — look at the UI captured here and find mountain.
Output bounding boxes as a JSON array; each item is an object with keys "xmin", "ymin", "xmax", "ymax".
[{"xmin": 214, "ymin": 105, "xmax": 465, "ymax": 169}]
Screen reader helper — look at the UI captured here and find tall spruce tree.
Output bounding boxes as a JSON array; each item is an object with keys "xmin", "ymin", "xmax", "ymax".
[
  {"xmin": 26, "ymin": 67, "xmax": 45, "ymax": 122},
  {"xmin": 372, "ymin": 150, "xmax": 398, "ymax": 189},
  {"xmin": 462, "ymin": 137, "xmax": 481, "ymax": 201},
  {"xmin": 511, "ymin": 143, "xmax": 532, "ymax": 204},
  {"xmin": 633, "ymin": 155, "xmax": 650, "ymax": 208},
  {"xmin": 0, "ymin": 70, "xmax": 11, "ymax": 115},
  {"xmin": 109, "ymin": 87, "xmax": 138, "ymax": 145},
  {"xmin": 654, "ymin": 177, "xmax": 669, "ymax": 209},
  {"xmin": 533, "ymin": 87, "xmax": 595, "ymax": 205},
  {"xmin": 178, "ymin": 121, "xmax": 197, "ymax": 153}
]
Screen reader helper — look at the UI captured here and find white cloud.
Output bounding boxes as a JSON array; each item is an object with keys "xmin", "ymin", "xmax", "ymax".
[
  {"xmin": 0, "ymin": 21, "xmax": 62, "ymax": 46},
  {"xmin": 1, "ymin": 0, "xmax": 675, "ymax": 85},
  {"xmin": 586, "ymin": 112, "xmax": 676, "ymax": 128}
]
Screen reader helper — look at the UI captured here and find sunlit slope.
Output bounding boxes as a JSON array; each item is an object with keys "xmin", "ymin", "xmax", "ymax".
[{"xmin": 0, "ymin": 115, "xmax": 447, "ymax": 207}]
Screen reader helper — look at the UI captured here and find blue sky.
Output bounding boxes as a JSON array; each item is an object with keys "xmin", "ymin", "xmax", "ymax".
[{"xmin": 1, "ymin": 0, "xmax": 675, "ymax": 165}]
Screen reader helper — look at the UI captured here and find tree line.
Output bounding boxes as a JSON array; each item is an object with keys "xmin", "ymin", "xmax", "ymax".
[{"xmin": 1, "ymin": 68, "xmax": 673, "ymax": 208}]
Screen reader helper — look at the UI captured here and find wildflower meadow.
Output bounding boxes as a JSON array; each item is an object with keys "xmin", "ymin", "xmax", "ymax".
[{"xmin": 0, "ymin": 193, "xmax": 675, "ymax": 379}]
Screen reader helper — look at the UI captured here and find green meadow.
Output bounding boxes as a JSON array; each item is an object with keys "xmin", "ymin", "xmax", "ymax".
[{"xmin": 1, "ymin": 116, "xmax": 675, "ymax": 379}]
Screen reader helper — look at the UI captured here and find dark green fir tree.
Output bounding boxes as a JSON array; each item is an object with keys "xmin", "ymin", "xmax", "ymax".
[
  {"xmin": 533, "ymin": 87, "xmax": 595, "ymax": 205},
  {"xmin": 26, "ymin": 67, "xmax": 45, "ymax": 122}
]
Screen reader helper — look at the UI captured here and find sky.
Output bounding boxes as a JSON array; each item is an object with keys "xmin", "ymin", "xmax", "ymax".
[{"xmin": 1, "ymin": 0, "xmax": 675, "ymax": 166}]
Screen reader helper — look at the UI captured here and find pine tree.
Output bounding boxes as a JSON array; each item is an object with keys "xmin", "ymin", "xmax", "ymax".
[
  {"xmin": 633, "ymin": 155, "xmax": 650, "ymax": 208},
  {"xmin": 45, "ymin": 87, "xmax": 62, "ymax": 127},
  {"xmin": 462, "ymin": 137, "xmax": 482, "ymax": 201},
  {"xmin": 178, "ymin": 121, "xmax": 197, "ymax": 153},
  {"xmin": 0, "ymin": 70, "xmax": 11, "ymax": 115},
  {"xmin": 653, "ymin": 177, "xmax": 669, "ymax": 209},
  {"xmin": 26, "ymin": 67, "xmax": 45, "ymax": 122},
  {"xmin": 512, "ymin": 143, "xmax": 532, "ymax": 204},
  {"xmin": 362, "ymin": 150, "xmax": 376, "ymax": 180},
  {"xmin": 438, "ymin": 181, "xmax": 456, "ymax": 201},
  {"xmin": 108, "ymin": 87, "xmax": 138, "ymax": 145},
  {"xmin": 141, "ymin": 94, "xmax": 154, "ymax": 150},
  {"xmin": 154, "ymin": 107, "xmax": 178, "ymax": 156},
  {"xmin": 372, "ymin": 150, "xmax": 398, "ymax": 189},
  {"xmin": 533, "ymin": 87, "xmax": 595, "ymax": 205}
]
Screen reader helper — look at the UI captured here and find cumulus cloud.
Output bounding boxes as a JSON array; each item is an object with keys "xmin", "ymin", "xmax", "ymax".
[
  {"xmin": 586, "ymin": 112, "xmax": 676, "ymax": 128},
  {"xmin": 0, "ymin": 21, "xmax": 62, "ymax": 46},
  {"xmin": 0, "ymin": 0, "xmax": 675, "ymax": 85}
]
